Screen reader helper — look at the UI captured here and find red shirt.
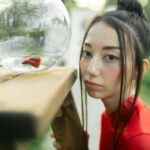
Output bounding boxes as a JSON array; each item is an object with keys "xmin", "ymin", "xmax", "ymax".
[{"xmin": 99, "ymin": 96, "xmax": 150, "ymax": 150}]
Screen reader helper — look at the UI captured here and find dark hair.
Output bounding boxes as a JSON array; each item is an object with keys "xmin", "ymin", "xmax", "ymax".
[{"xmin": 79, "ymin": 0, "xmax": 150, "ymax": 149}]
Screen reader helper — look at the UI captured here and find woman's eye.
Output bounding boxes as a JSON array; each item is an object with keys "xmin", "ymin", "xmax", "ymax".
[
  {"xmin": 81, "ymin": 50, "xmax": 92, "ymax": 58},
  {"xmin": 104, "ymin": 55, "xmax": 120, "ymax": 62}
]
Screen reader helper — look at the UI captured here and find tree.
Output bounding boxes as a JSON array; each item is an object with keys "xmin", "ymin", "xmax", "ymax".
[{"xmin": 62, "ymin": 0, "xmax": 77, "ymax": 12}]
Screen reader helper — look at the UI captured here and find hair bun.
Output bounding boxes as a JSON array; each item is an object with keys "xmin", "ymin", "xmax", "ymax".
[{"xmin": 117, "ymin": 0, "xmax": 146, "ymax": 20}]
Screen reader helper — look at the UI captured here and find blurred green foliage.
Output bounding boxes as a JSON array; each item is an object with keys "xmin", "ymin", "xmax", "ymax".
[
  {"xmin": 140, "ymin": 65, "xmax": 150, "ymax": 106},
  {"xmin": 144, "ymin": 1, "xmax": 150, "ymax": 22},
  {"xmin": 27, "ymin": 126, "xmax": 54, "ymax": 150},
  {"xmin": 0, "ymin": 1, "xmax": 39, "ymax": 39},
  {"xmin": 62, "ymin": 0, "xmax": 77, "ymax": 12}
]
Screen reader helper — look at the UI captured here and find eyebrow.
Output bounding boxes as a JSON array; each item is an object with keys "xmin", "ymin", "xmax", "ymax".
[
  {"xmin": 83, "ymin": 42, "xmax": 92, "ymax": 47},
  {"xmin": 103, "ymin": 46, "xmax": 120, "ymax": 50},
  {"xmin": 83, "ymin": 42, "xmax": 120, "ymax": 50}
]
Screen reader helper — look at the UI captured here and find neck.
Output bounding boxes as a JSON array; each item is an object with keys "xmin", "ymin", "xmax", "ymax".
[
  {"xmin": 102, "ymin": 96, "xmax": 119, "ymax": 113},
  {"xmin": 102, "ymin": 89, "xmax": 135, "ymax": 114}
]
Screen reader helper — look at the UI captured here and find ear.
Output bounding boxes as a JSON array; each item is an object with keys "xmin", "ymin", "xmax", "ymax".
[{"xmin": 142, "ymin": 59, "xmax": 149, "ymax": 79}]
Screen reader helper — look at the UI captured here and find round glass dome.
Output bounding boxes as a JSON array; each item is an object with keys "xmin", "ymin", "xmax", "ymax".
[{"xmin": 0, "ymin": 0, "xmax": 71, "ymax": 72}]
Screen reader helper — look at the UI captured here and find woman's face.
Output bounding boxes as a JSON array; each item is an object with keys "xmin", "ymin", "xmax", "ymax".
[{"xmin": 80, "ymin": 21, "xmax": 135, "ymax": 109}]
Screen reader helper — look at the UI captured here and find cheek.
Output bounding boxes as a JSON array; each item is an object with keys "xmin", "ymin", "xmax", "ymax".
[{"xmin": 105, "ymin": 67, "xmax": 120, "ymax": 81}]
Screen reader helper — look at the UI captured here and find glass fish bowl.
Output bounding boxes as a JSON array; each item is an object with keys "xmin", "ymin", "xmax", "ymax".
[{"xmin": 0, "ymin": 0, "xmax": 70, "ymax": 72}]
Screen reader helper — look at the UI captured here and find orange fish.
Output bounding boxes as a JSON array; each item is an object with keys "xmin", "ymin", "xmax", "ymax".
[{"xmin": 22, "ymin": 57, "xmax": 41, "ymax": 68}]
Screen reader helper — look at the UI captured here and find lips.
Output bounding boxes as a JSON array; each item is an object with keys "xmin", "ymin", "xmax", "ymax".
[{"xmin": 84, "ymin": 80, "xmax": 103, "ymax": 90}]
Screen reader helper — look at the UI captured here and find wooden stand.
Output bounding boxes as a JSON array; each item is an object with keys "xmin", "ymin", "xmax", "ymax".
[{"xmin": 0, "ymin": 67, "xmax": 88, "ymax": 150}]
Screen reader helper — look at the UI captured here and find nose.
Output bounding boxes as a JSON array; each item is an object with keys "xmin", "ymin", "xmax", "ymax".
[{"xmin": 87, "ymin": 57, "xmax": 101, "ymax": 77}]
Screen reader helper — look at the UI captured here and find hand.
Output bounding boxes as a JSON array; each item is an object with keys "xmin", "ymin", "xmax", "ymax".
[{"xmin": 50, "ymin": 133, "xmax": 61, "ymax": 150}]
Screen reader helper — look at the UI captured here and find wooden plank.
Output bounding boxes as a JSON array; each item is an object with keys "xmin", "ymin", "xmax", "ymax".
[{"xmin": 0, "ymin": 67, "xmax": 77, "ymax": 139}]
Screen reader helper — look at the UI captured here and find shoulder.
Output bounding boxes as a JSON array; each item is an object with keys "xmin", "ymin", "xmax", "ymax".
[
  {"xmin": 137, "ymin": 99, "xmax": 150, "ymax": 133},
  {"xmin": 101, "ymin": 110, "xmax": 112, "ymax": 126},
  {"xmin": 101, "ymin": 110, "xmax": 108, "ymax": 120},
  {"xmin": 129, "ymin": 99, "xmax": 150, "ymax": 133},
  {"xmin": 122, "ymin": 99, "xmax": 150, "ymax": 138},
  {"xmin": 124, "ymin": 134, "xmax": 150, "ymax": 150}
]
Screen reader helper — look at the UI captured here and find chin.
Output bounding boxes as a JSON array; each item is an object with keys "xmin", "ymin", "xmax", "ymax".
[{"xmin": 87, "ymin": 91, "xmax": 103, "ymax": 99}]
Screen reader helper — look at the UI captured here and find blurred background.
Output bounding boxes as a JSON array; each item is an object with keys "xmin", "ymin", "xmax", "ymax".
[{"xmin": 60, "ymin": 0, "xmax": 150, "ymax": 150}]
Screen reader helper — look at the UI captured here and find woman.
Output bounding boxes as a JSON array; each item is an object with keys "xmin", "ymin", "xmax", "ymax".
[
  {"xmin": 80, "ymin": 0, "xmax": 150, "ymax": 149},
  {"xmin": 53, "ymin": 0, "xmax": 150, "ymax": 149}
]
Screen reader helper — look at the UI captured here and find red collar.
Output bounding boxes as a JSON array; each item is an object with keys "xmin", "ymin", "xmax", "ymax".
[{"xmin": 106, "ymin": 96, "xmax": 143, "ymax": 124}]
